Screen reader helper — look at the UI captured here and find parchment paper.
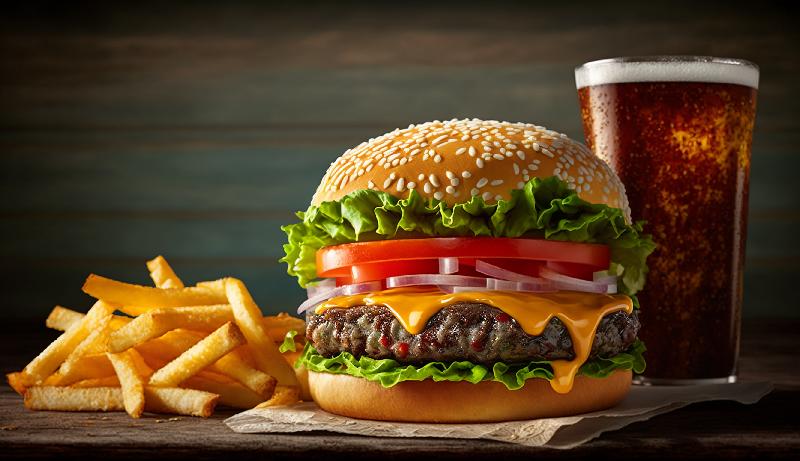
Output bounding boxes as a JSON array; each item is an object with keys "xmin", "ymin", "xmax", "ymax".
[{"xmin": 225, "ymin": 381, "xmax": 772, "ymax": 448}]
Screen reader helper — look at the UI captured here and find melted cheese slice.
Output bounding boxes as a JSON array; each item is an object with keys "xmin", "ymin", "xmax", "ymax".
[{"xmin": 316, "ymin": 287, "xmax": 633, "ymax": 394}]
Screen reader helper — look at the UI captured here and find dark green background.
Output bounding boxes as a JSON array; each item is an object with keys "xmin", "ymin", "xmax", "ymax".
[{"xmin": 1, "ymin": 1, "xmax": 797, "ymax": 319}]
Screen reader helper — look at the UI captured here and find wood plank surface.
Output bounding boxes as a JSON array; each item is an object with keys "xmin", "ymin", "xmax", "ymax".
[
  {"xmin": 1, "ymin": 1, "xmax": 798, "ymax": 319},
  {"xmin": 1, "ymin": 318, "xmax": 797, "ymax": 460}
]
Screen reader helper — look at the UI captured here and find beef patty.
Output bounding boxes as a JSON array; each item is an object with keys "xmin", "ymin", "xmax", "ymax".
[{"xmin": 306, "ymin": 302, "xmax": 640, "ymax": 364}]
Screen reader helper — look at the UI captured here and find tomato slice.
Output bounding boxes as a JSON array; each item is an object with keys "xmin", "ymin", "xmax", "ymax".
[{"xmin": 317, "ymin": 237, "xmax": 609, "ymax": 283}]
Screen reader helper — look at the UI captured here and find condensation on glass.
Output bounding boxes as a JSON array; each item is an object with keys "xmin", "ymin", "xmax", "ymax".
[{"xmin": 575, "ymin": 56, "xmax": 759, "ymax": 385}]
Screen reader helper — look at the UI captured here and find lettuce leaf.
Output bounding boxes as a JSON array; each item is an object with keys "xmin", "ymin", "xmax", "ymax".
[
  {"xmin": 279, "ymin": 330, "xmax": 299, "ymax": 353},
  {"xmin": 281, "ymin": 176, "xmax": 655, "ymax": 295},
  {"xmin": 298, "ymin": 340, "xmax": 646, "ymax": 390}
]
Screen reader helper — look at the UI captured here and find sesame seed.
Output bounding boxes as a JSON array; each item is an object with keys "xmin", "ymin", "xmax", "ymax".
[
  {"xmin": 460, "ymin": 135, "xmax": 470, "ymax": 141},
  {"xmin": 390, "ymin": 172, "xmax": 396, "ymax": 180},
  {"xmin": 429, "ymin": 174, "xmax": 440, "ymax": 187},
  {"xmin": 490, "ymin": 179, "xmax": 504, "ymax": 186},
  {"xmin": 492, "ymin": 154, "xmax": 505, "ymax": 161},
  {"xmin": 517, "ymin": 181, "xmax": 525, "ymax": 188},
  {"xmin": 434, "ymin": 154, "xmax": 442, "ymax": 163},
  {"xmin": 446, "ymin": 185, "xmax": 456, "ymax": 194},
  {"xmin": 434, "ymin": 191, "xmax": 444, "ymax": 200},
  {"xmin": 456, "ymin": 147, "xmax": 467, "ymax": 155},
  {"xmin": 396, "ymin": 178, "xmax": 406, "ymax": 192},
  {"xmin": 445, "ymin": 170, "xmax": 455, "ymax": 179},
  {"xmin": 533, "ymin": 143, "xmax": 540, "ymax": 151},
  {"xmin": 476, "ymin": 158, "xmax": 484, "ymax": 168},
  {"xmin": 407, "ymin": 181, "xmax": 416, "ymax": 189},
  {"xmin": 483, "ymin": 145, "xmax": 492, "ymax": 152},
  {"xmin": 516, "ymin": 151, "xmax": 525, "ymax": 160},
  {"xmin": 450, "ymin": 178, "xmax": 460, "ymax": 186},
  {"xmin": 495, "ymin": 194, "xmax": 503, "ymax": 201},
  {"xmin": 432, "ymin": 135, "xmax": 448, "ymax": 145},
  {"xmin": 418, "ymin": 173, "xmax": 425, "ymax": 181},
  {"xmin": 468, "ymin": 146, "xmax": 477, "ymax": 156},
  {"xmin": 410, "ymin": 148, "xmax": 421, "ymax": 156},
  {"xmin": 471, "ymin": 188, "xmax": 480, "ymax": 196},
  {"xmin": 391, "ymin": 159, "xmax": 399, "ymax": 166},
  {"xmin": 493, "ymin": 141, "xmax": 501, "ymax": 147},
  {"xmin": 368, "ymin": 180, "xmax": 376, "ymax": 189},
  {"xmin": 513, "ymin": 163, "xmax": 520, "ymax": 175},
  {"xmin": 482, "ymin": 191, "xmax": 492, "ymax": 201},
  {"xmin": 506, "ymin": 144, "xmax": 517, "ymax": 149},
  {"xmin": 423, "ymin": 182, "xmax": 433, "ymax": 194},
  {"xmin": 399, "ymin": 158, "xmax": 408, "ymax": 165},
  {"xmin": 541, "ymin": 149, "xmax": 554, "ymax": 158},
  {"xmin": 383, "ymin": 177, "xmax": 394, "ymax": 189},
  {"xmin": 476, "ymin": 177, "xmax": 488, "ymax": 188},
  {"xmin": 461, "ymin": 170, "xmax": 471, "ymax": 178}
]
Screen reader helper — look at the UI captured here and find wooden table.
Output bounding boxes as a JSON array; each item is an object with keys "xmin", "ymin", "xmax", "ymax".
[{"xmin": 2, "ymin": 319, "xmax": 798, "ymax": 460}]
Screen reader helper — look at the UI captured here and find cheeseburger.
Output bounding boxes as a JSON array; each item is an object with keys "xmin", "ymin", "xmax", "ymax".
[{"xmin": 282, "ymin": 119, "xmax": 654, "ymax": 422}]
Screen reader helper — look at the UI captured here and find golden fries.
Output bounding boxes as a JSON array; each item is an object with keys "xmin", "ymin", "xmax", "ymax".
[
  {"xmin": 45, "ymin": 306, "xmax": 84, "ymax": 331},
  {"xmin": 24, "ymin": 387, "xmax": 124, "ymax": 412},
  {"xmin": 11, "ymin": 255, "xmax": 307, "ymax": 419},
  {"xmin": 144, "ymin": 387, "xmax": 218, "ymax": 418},
  {"xmin": 148, "ymin": 322, "xmax": 245, "ymax": 387},
  {"xmin": 22, "ymin": 300, "xmax": 116, "ymax": 385},
  {"xmin": 263, "ymin": 312, "xmax": 306, "ymax": 342},
  {"xmin": 183, "ymin": 374, "xmax": 265, "ymax": 409},
  {"xmin": 255, "ymin": 385, "xmax": 301, "ymax": 409},
  {"xmin": 7, "ymin": 372, "xmax": 27, "ymax": 395},
  {"xmin": 70, "ymin": 376, "xmax": 121, "ymax": 388},
  {"xmin": 147, "ymin": 255, "xmax": 184, "ymax": 289},
  {"xmin": 107, "ymin": 350, "xmax": 149, "ymax": 418},
  {"xmin": 82, "ymin": 274, "xmax": 226, "ymax": 311},
  {"xmin": 226, "ymin": 278, "xmax": 298, "ymax": 386},
  {"xmin": 58, "ymin": 315, "xmax": 113, "ymax": 379},
  {"xmin": 109, "ymin": 305, "xmax": 232, "ymax": 353}
]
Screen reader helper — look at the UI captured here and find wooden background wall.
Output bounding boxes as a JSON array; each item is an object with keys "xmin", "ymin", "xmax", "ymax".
[{"xmin": 1, "ymin": 1, "xmax": 797, "ymax": 319}]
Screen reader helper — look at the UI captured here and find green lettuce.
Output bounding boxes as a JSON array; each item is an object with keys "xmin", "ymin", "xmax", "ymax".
[
  {"xmin": 281, "ymin": 176, "xmax": 655, "ymax": 295},
  {"xmin": 297, "ymin": 340, "xmax": 646, "ymax": 390},
  {"xmin": 278, "ymin": 330, "xmax": 299, "ymax": 353}
]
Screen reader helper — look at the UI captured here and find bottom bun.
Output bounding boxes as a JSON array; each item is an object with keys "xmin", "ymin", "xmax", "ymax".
[{"xmin": 309, "ymin": 369, "xmax": 631, "ymax": 423}]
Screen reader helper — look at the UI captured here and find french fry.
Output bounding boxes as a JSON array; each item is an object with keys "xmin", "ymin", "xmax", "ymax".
[
  {"xmin": 107, "ymin": 350, "xmax": 149, "ymax": 418},
  {"xmin": 226, "ymin": 278, "xmax": 298, "ymax": 385},
  {"xmin": 51, "ymin": 354, "xmax": 116, "ymax": 386},
  {"xmin": 134, "ymin": 329, "xmax": 205, "ymax": 363},
  {"xmin": 212, "ymin": 352, "xmax": 277, "ymax": 398},
  {"xmin": 45, "ymin": 306, "xmax": 84, "ymax": 332},
  {"xmin": 255, "ymin": 385, "xmax": 301, "ymax": 409},
  {"xmin": 21, "ymin": 300, "xmax": 116, "ymax": 385},
  {"xmin": 108, "ymin": 305, "xmax": 233, "ymax": 353},
  {"xmin": 263, "ymin": 312, "xmax": 306, "ymax": 342},
  {"xmin": 143, "ymin": 387, "xmax": 218, "ymax": 418},
  {"xmin": 24, "ymin": 386, "xmax": 124, "ymax": 412},
  {"xmin": 7, "ymin": 372, "xmax": 27, "ymax": 395},
  {"xmin": 46, "ymin": 306, "xmax": 130, "ymax": 332},
  {"xmin": 183, "ymin": 374, "xmax": 265, "ymax": 409},
  {"xmin": 147, "ymin": 255, "xmax": 185, "ymax": 289},
  {"xmin": 70, "ymin": 376, "xmax": 121, "ymax": 388},
  {"xmin": 148, "ymin": 322, "xmax": 245, "ymax": 387},
  {"xmin": 82, "ymin": 274, "xmax": 226, "ymax": 311},
  {"xmin": 58, "ymin": 315, "xmax": 113, "ymax": 379},
  {"xmin": 195, "ymin": 279, "xmax": 226, "ymax": 293}
]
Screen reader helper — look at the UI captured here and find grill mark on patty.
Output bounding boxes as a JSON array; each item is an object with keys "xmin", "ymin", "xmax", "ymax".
[{"xmin": 306, "ymin": 303, "xmax": 640, "ymax": 364}]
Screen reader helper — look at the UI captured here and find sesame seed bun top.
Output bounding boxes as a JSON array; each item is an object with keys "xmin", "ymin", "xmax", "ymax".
[{"xmin": 312, "ymin": 119, "xmax": 631, "ymax": 220}]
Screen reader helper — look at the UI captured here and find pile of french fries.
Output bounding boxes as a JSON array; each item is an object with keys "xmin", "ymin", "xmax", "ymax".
[{"xmin": 6, "ymin": 256, "xmax": 305, "ymax": 418}]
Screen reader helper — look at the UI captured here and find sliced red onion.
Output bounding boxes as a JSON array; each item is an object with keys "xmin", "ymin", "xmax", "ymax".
[
  {"xmin": 342, "ymin": 280, "xmax": 382, "ymax": 295},
  {"xmin": 386, "ymin": 274, "xmax": 486, "ymax": 289},
  {"xmin": 592, "ymin": 270, "xmax": 618, "ymax": 285},
  {"xmin": 438, "ymin": 257, "xmax": 460, "ymax": 275},
  {"xmin": 540, "ymin": 267, "xmax": 611, "ymax": 294},
  {"xmin": 306, "ymin": 278, "xmax": 336, "ymax": 298},
  {"xmin": 486, "ymin": 278, "xmax": 555, "ymax": 293},
  {"xmin": 297, "ymin": 281, "xmax": 381, "ymax": 314},
  {"xmin": 475, "ymin": 260, "xmax": 539, "ymax": 282}
]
